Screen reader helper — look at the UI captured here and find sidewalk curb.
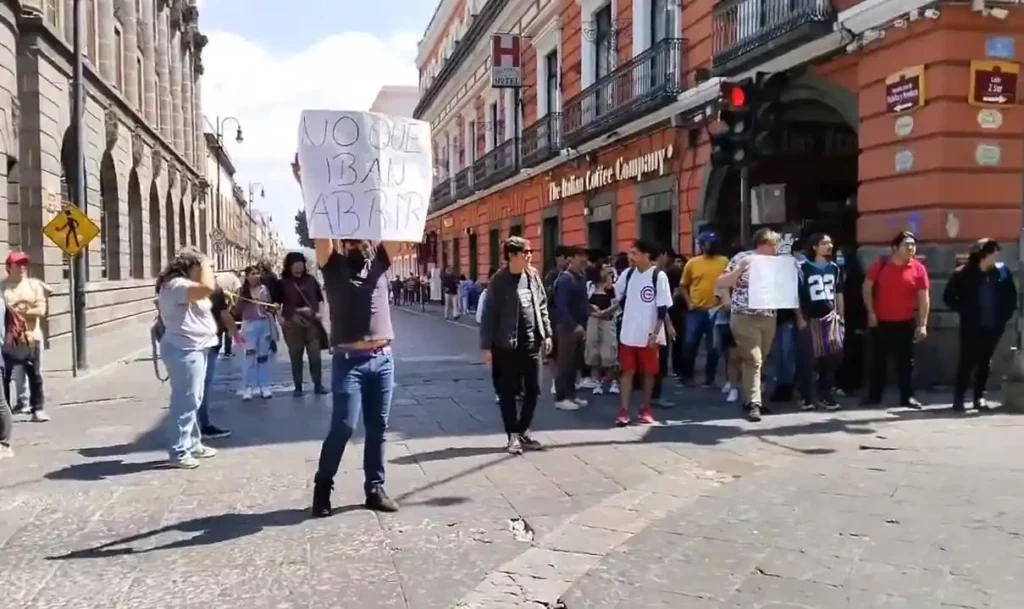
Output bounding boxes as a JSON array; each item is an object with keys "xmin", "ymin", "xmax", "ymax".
[
  {"xmin": 452, "ymin": 460, "xmax": 741, "ymax": 608},
  {"xmin": 50, "ymin": 344, "xmax": 154, "ymax": 407},
  {"xmin": 395, "ymin": 305, "xmax": 478, "ymax": 330}
]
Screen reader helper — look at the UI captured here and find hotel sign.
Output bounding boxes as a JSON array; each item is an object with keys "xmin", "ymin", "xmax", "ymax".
[{"xmin": 548, "ymin": 145, "xmax": 675, "ymax": 200}]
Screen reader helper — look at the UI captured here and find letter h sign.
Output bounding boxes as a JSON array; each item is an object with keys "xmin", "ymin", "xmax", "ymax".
[{"xmin": 491, "ymin": 34, "xmax": 522, "ymax": 89}]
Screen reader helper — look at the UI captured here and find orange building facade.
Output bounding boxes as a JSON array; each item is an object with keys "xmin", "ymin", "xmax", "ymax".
[{"xmin": 413, "ymin": 0, "xmax": 1024, "ymax": 381}]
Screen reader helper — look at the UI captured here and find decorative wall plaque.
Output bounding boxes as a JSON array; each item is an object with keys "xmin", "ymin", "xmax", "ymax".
[
  {"xmin": 152, "ymin": 150, "xmax": 164, "ymax": 177},
  {"xmin": 104, "ymin": 107, "xmax": 119, "ymax": 150},
  {"xmin": 131, "ymin": 130, "xmax": 144, "ymax": 166}
]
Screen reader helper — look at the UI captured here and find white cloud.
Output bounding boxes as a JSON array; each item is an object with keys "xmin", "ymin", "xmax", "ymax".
[{"xmin": 200, "ymin": 30, "xmax": 419, "ymax": 248}]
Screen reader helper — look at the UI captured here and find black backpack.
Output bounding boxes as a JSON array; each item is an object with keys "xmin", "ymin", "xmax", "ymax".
[{"xmin": 619, "ymin": 267, "xmax": 662, "ymax": 313}]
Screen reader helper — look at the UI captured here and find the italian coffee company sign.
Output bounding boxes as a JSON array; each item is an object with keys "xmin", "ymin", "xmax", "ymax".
[{"xmin": 548, "ymin": 145, "xmax": 674, "ymax": 200}]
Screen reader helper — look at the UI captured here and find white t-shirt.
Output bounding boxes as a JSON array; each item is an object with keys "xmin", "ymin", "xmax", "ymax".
[
  {"xmin": 158, "ymin": 277, "xmax": 219, "ymax": 351},
  {"xmin": 614, "ymin": 267, "xmax": 673, "ymax": 348}
]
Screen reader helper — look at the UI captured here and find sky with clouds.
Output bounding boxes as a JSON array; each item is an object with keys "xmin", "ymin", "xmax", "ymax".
[{"xmin": 197, "ymin": 0, "xmax": 435, "ymax": 248}]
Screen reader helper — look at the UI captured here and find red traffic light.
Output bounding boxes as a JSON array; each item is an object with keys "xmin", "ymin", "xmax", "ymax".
[{"xmin": 729, "ymin": 85, "xmax": 747, "ymax": 108}]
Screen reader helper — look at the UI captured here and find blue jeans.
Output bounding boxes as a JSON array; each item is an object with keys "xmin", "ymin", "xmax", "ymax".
[
  {"xmin": 315, "ymin": 349, "xmax": 395, "ymax": 494},
  {"xmin": 240, "ymin": 318, "xmax": 274, "ymax": 390},
  {"xmin": 683, "ymin": 309, "xmax": 719, "ymax": 383},
  {"xmin": 198, "ymin": 346, "xmax": 219, "ymax": 429},
  {"xmin": 769, "ymin": 321, "xmax": 798, "ymax": 386},
  {"xmin": 161, "ymin": 341, "xmax": 209, "ymax": 460}
]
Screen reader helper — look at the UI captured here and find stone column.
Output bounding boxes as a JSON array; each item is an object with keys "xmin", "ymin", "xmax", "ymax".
[
  {"xmin": 169, "ymin": 25, "xmax": 184, "ymax": 152},
  {"xmin": 155, "ymin": 4, "xmax": 172, "ymax": 140},
  {"xmin": 97, "ymin": 0, "xmax": 115, "ymax": 82},
  {"xmin": 121, "ymin": 0, "xmax": 140, "ymax": 109},
  {"xmin": 182, "ymin": 48, "xmax": 194, "ymax": 165},
  {"xmin": 193, "ymin": 54, "xmax": 204, "ymax": 167},
  {"xmin": 141, "ymin": 0, "xmax": 157, "ymax": 125}
]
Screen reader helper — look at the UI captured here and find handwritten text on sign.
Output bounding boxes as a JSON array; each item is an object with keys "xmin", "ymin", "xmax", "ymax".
[{"xmin": 297, "ymin": 110, "xmax": 432, "ymax": 241}]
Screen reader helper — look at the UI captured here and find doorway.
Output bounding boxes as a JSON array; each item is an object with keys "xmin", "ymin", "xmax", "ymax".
[
  {"xmin": 587, "ymin": 220, "xmax": 613, "ymax": 256},
  {"xmin": 541, "ymin": 215, "xmax": 559, "ymax": 276},
  {"xmin": 509, "ymin": 224, "xmax": 523, "ymax": 238},
  {"xmin": 489, "ymin": 228, "xmax": 500, "ymax": 272},
  {"xmin": 468, "ymin": 232, "xmax": 479, "ymax": 279},
  {"xmin": 640, "ymin": 210, "xmax": 674, "ymax": 251},
  {"xmin": 452, "ymin": 236, "xmax": 461, "ymax": 273}
]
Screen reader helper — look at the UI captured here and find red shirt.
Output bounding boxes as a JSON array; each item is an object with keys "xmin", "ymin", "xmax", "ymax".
[{"xmin": 868, "ymin": 258, "xmax": 930, "ymax": 322}]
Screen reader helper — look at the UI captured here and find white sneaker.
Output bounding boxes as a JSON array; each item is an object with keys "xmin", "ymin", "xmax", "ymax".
[
  {"xmin": 726, "ymin": 388, "xmax": 739, "ymax": 403},
  {"xmin": 592, "ymin": 385, "xmax": 605, "ymax": 395},
  {"xmin": 170, "ymin": 454, "xmax": 201, "ymax": 469},
  {"xmin": 191, "ymin": 445, "xmax": 218, "ymax": 459},
  {"xmin": 609, "ymin": 381, "xmax": 621, "ymax": 394},
  {"xmin": 31, "ymin": 410, "xmax": 50, "ymax": 423},
  {"xmin": 0, "ymin": 444, "xmax": 14, "ymax": 459},
  {"xmin": 260, "ymin": 387, "xmax": 273, "ymax": 399},
  {"xmin": 573, "ymin": 397, "xmax": 589, "ymax": 407},
  {"xmin": 721, "ymin": 382, "xmax": 732, "ymax": 395},
  {"xmin": 579, "ymin": 378, "xmax": 597, "ymax": 389},
  {"xmin": 554, "ymin": 399, "xmax": 580, "ymax": 411},
  {"xmin": 550, "ymin": 381, "xmax": 557, "ymax": 395},
  {"xmin": 242, "ymin": 388, "xmax": 253, "ymax": 401}
]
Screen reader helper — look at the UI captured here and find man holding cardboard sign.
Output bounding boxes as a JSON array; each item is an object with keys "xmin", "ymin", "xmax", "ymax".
[{"xmin": 293, "ymin": 110, "xmax": 432, "ymax": 517}]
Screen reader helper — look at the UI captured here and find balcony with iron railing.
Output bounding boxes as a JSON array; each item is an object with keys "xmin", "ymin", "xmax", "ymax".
[
  {"xmin": 712, "ymin": 0, "xmax": 835, "ymax": 75},
  {"xmin": 429, "ymin": 178, "xmax": 454, "ymax": 214},
  {"xmin": 454, "ymin": 166, "xmax": 475, "ymax": 199},
  {"xmin": 561, "ymin": 37, "xmax": 686, "ymax": 150},
  {"xmin": 521, "ymin": 113, "xmax": 562, "ymax": 168},
  {"xmin": 473, "ymin": 137, "xmax": 519, "ymax": 191}
]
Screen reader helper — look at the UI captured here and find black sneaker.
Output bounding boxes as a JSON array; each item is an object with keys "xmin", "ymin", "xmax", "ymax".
[
  {"xmin": 747, "ymin": 403, "xmax": 763, "ymax": 422},
  {"xmin": 822, "ymin": 398, "xmax": 841, "ymax": 412},
  {"xmin": 518, "ymin": 433, "xmax": 543, "ymax": 451},
  {"xmin": 506, "ymin": 435, "xmax": 523, "ymax": 455},
  {"xmin": 365, "ymin": 489, "xmax": 399, "ymax": 513},
  {"xmin": 311, "ymin": 483, "xmax": 333, "ymax": 518},
  {"xmin": 800, "ymin": 399, "xmax": 816, "ymax": 411},
  {"xmin": 201, "ymin": 425, "xmax": 232, "ymax": 440},
  {"xmin": 314, "ymin": 385, "xmax": 330, "ymax": 395},
  {"xmin": 292, "ymin": 388, "xmax": 304, "ymax": 397},
  {"xmin": 952, "ymin": 400, "xmax": 966, "ymax": 413}
]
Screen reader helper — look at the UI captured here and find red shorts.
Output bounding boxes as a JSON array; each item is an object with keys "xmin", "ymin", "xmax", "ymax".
[{"xmin": 618, "ymin": 344, "xmax": 659, "ymax": 375}]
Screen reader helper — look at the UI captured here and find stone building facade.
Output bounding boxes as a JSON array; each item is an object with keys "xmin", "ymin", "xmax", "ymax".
[{"xmin": 3, "ymin": 0, "xmax": 209, "ymax": 355}]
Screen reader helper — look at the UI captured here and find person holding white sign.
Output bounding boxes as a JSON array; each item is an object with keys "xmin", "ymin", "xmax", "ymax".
[
  {"xmin": 293, "ymin": 153, "xmax": 417, "ymax": 517},
  {"xmin": 715, "ymin": 228, "xmax": 783, "ymax": 422}
]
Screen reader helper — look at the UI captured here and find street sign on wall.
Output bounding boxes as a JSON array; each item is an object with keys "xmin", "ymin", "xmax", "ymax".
[
  {"xmin": 969, "ymin": 60, "xmax": 1019, "ymax": 106},
  {"xmin": 491, "ymin": 34, "xmax": 522, "ymax": 88},
  {"xmin": 885, "ymin": 65, "xmax": 926, "ymax": 114},
  {"xmin": 43, "ymin": 204, "xmax": 99, "ymax": 257}
]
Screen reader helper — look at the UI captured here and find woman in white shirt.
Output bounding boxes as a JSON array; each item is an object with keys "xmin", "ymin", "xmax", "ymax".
[{"xmin": 156, "ymin": 247, "xmax": 220, "ymax": 469}]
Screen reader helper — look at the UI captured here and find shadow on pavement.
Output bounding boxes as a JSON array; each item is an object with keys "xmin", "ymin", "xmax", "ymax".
[
  {"xmin": 45, "ymin": 458, "xmax": 169, "ymax": 481},
  {"xmin": 48, "ymin": 508, "xmax": 310, "ymax": 559}
]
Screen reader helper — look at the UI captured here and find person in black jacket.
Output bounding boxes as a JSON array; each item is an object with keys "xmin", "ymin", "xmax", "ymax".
[
  {"xmin": 480, "ymin": 237, "xmax": 553, "ymax": 454},
  {"xmin": 943, "ymin": 238, "xmax": 1017, "ymax": 411}
]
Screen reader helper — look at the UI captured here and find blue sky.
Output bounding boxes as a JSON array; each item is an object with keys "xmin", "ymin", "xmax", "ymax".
[{"xmin": 198, "ymin": 0, "xmax": 436, "ymax": 248}]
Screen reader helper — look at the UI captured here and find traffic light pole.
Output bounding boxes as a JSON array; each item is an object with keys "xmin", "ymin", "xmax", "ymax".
[
  {"xmin": 71, "ymin": 0, "xmax": 88, "ymax": 374},
  {"xmin": 739, "ymin": 166, "xmax": 751, "ymax": 248}
]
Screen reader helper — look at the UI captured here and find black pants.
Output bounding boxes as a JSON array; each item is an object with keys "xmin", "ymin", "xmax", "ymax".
[
  {"xmin": 554, "ymin": 330, "xmax": 583, "ymax": 401},
  {"xmin": 3, "ymin": 344, "xmax": 44, "ymax": 411},
  {"xmin": 799, "ymin": 330, "xmax": 839, "ymax": 402},
  {"xmin": 652, "ymin": 343, "xmax": 670, "ymax": 400},
  {"xmin": 218, "ymin": 330, "xmax": 233, "ymax": 355},
  {"xmin": 954, "ymin": 326, "xmax": 1002, "ymax": 402},
  {"xmin": 867, "ymin": 321, "xmax": 916, "ymax": 403},
  {"xmin": 283, "ymin": 320, "xmax": 323, "ymax": 390},
  {"xmin": 493, "ymin": 348, "xmax": 541, "ymax": 436},
  {"xmin": 669, "ymin": 308, "xmax": 685, "ymax": 378}
]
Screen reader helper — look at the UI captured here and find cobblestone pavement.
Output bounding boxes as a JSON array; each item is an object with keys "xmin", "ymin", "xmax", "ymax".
[{"xmin": 2, "ymin": 306, "xmax": 1021, "ymax": 609}]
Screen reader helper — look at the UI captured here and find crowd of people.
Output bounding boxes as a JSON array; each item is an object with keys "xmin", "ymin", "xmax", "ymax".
[{"xmin": 475, "ymin": 229, "xmax": 1017, "ymax": 453}]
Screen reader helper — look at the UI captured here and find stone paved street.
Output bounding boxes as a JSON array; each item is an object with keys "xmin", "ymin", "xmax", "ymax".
[{"xmin": 2, "ymin": 306, "xmax": 1022, "ymax": 609}]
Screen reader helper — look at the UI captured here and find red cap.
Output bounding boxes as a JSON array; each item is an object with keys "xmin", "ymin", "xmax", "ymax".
[{"xmin": 6, "ymin": 251, "xmax": 29, "ymax": 265}]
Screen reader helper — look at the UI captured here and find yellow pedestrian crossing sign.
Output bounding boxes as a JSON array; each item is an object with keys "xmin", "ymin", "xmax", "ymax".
[{"xmin": 43, "ymin": 204, "xmax": 100, "ymax": 257}]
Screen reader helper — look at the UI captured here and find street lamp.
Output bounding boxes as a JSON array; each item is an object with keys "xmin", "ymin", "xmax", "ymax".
[
  {"xmin": 248, "ymin": 181, "xmax": 265, "ymax": 262},
  {"xmin": 213, "ymin": 116, "xmax": 243, "ymax": 244}
]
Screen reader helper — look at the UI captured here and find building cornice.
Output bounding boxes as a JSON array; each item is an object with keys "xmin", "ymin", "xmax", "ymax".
[
  {"xmin": 17, "ymin": 11, "xmax": 203, "ymax": 180},
  {"xmin": 203, "ymin": 132, "xmax": 236, "ymax": 175},
  {"xmin": 416, "ymin": 0, "xmax": 462, "ymax": 67}
]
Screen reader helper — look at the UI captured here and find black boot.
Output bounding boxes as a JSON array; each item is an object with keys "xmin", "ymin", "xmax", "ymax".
[
  {"xmin": 365, "ymin": 488, "xmax": 399, "ymax": 513},
  {"xmin": 311, "ymin": 482, "xmax": 333, "ymax": 518}
]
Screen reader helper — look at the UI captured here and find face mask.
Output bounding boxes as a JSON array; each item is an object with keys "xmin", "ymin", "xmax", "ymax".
[{"xmin": 835, "ymin": 252, "xmax": 846, "ymax": 267}]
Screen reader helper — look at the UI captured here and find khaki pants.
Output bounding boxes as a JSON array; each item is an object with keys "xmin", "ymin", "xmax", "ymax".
[{"xmin": 729, "ymin": 313, "xmax": 777, "ymax": 405}]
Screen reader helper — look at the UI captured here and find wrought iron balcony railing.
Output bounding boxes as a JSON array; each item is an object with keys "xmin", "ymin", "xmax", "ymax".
[
  {"xmin": 521, "ymin": 113, "xmax": 562, "ymax": 168},
  {"xmin": 454, "ymin": 166, "xmax": 475, "ymax": 199},
  {"xmin": 473, "ymin": 138, "xmax": 518, "ymax": 191},
  {"xmin": 561, "ymin": 38, "xmax": 685, "ymax": 150},
  {"xmin": 429, "ymin": 178, "xmax": 454, "ymax": 214},
  {"xmin": 712, "ymin": 0, "xmax": 835, "ymax": 75}
]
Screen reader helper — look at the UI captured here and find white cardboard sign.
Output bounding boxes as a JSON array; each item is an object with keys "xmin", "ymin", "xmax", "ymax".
[
  {"xmin": 297, "ymin": 110, "xmax": 432, "ymax": 242},
  {"xmin": 747, "ymin": 255, "xmax": 800, "ymax": 310}
]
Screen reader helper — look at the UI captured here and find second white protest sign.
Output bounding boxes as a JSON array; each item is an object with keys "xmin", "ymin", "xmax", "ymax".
[{"xmin": 296, "ymin": 110, "xmax": 432, "ymax": 242}]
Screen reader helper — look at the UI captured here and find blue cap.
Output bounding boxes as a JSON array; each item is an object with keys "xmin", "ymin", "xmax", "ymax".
[{"xmin": 697, "ymin": 232, "xmax": 718, "ymax": 245}]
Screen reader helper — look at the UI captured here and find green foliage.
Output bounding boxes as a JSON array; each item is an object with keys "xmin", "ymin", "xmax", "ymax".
[{"xmin": 294, "ymin": 210, "xmax": 313, "ymax": 248}]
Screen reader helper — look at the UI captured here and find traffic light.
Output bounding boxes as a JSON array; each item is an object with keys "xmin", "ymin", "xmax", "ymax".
[
  {"xmin": 751, "ymin": 72, "xmax": 787, "ymax": 157},
  {"xmin": 710, "ymin": 79, "xmax": 754, "ymax": 167}
]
